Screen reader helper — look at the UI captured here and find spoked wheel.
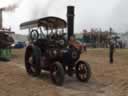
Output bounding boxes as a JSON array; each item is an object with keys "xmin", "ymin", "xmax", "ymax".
[
  {"xmin": 51, "ymin": 62, "xmax": 65, "ymax": 86},
  {"xmin": 25, "ymin": 46, "xmax": 41, "ymax": 77},
  {"xmin": 76, "ymin": 61, "xmax": 91, "ymax": 82}
]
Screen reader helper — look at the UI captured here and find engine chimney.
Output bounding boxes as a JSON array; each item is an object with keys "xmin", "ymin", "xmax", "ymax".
[
  {"xmin": 67, "ymin": 6, "xmax": 75, "ymax": 40},
  {"xmin": 0, "ymin": 9, "xmax": 2, "ymax": 29}
]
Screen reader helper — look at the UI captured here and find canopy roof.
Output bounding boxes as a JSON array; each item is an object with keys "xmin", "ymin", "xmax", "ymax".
[{"xmin": 20, "ymin": 16, "xmax": 67, "ymax": 30}]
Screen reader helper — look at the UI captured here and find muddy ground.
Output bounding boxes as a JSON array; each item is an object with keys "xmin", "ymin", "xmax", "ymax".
[{"xmin": 0, "ymin": 48, "xmax": 128, "ymax": 96}]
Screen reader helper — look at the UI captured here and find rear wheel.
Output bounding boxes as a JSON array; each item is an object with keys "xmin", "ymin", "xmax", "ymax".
[
  {"xmin": 51, "ymin": 62, "xmax": 65, "ymax": 86},
  {"xmin": 76, "ymin": 61, "xmax": 91, "ymax": 82},
  {"xmin": 25, "ymin": 46, "xmax": 41, "ymax": 76}
]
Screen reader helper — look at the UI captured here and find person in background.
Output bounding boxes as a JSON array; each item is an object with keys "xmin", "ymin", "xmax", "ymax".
[
  {"xmin": 109, "ymin": 38, "xmax": 115, "ymax": 64},
  {"xmin": 83, "ymin": 42, "xmax": 87, "ymax": 52}
]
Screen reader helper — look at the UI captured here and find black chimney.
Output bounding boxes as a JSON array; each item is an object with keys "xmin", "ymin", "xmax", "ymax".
[{"xmin": 67, "ymin": 6, "xmax": 75, "ymax": 40}]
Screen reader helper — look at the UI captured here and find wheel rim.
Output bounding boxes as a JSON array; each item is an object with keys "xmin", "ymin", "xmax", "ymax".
[
  {"xmin": 52, "ymin": 66, "xmax": 60, "ymax": 83},
  {"xmin": 26, "ymin": 50, "xmax": 37, "ymax": 74},
  {"xmin": 28, "ymin": 56, "xmax": 36, "ymax": 73},
  {"xmin": 77, "ymin": 63, "xmax": 88, "ymax": 80},
  {"xmin": 25, "ymin": 46, "xmax": 41, "ymax": 77}
]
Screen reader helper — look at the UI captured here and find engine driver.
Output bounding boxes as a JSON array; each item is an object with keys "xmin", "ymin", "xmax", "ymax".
[{"xmin": 68, "ymin": 35, "xmax": 81, "ymax": 50}]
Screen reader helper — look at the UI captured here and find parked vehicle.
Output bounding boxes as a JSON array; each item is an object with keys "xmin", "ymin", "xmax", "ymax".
[{"xmin": 14, "ymin": 42, "xmax": 26, "ymax": 48}]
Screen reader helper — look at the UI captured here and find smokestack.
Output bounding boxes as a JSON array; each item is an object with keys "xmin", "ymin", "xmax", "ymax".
[
  {"xmin": 0, "ymin": 3, "xmax": 18, "ymax": 29},
  {"xmin": 0, "ymin": 9, "xmax": 2, "ymax": 29},
  {"xmin": 67, "ymin": 6, "xmax": 75, "ymax": 40}
]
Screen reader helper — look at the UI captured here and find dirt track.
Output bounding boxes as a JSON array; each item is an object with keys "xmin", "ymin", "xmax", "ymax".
[{"xmin": 0, "ymin": 48, "xmax": 128, "ymax": 96}]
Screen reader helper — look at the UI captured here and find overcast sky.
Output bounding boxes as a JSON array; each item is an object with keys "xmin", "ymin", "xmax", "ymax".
[{"xmin": 0, "ymin": 0, "xmax": 128, "ymax": 34}]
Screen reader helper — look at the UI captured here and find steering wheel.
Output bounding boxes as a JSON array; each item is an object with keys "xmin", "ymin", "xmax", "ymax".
[{"xmin": 30, "ymin": 29, "xmax": 39, "ymax": 42}]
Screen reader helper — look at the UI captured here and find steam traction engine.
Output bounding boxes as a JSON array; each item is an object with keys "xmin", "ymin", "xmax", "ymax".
[
  {"xmin": 0, "ymin": 7, "xmax": 15, "ymax": 61},
  {"xmin": 20, "ymin": 6, "xmax": 91, "ymax": 85}
]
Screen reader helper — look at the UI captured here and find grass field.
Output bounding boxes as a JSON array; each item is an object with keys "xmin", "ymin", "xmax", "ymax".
[{"xmin": 0, "ymin": 48, "xmax": 128, "ymax": 96}]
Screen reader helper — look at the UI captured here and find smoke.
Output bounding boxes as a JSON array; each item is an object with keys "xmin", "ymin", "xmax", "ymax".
[
  {"xmin": 30, "ymin": 0, "xmax": 59, "ymax": 19},
  {"xmin": 43, "ymin": 0, "xmax": 55, "ymax": 16},
  {"xmin": 29, "ymin": 0, "xmax": 73, "ymax": 19},
  {"xmin": 2, "ymin": 4, "xmax": 18, "ymax": 12},
  {"xmin": 1, "ymin": 0, "xmax": 23, "ymax": 12}
]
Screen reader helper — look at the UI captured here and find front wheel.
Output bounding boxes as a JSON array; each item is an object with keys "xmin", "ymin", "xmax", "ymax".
[
  {"xmin": 51, "ymin": 62, "xmax": 65, "ymax": 86},
  {"xmin": 76, "ymin": 60, "xmax": 91, "ymax": 82}
]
